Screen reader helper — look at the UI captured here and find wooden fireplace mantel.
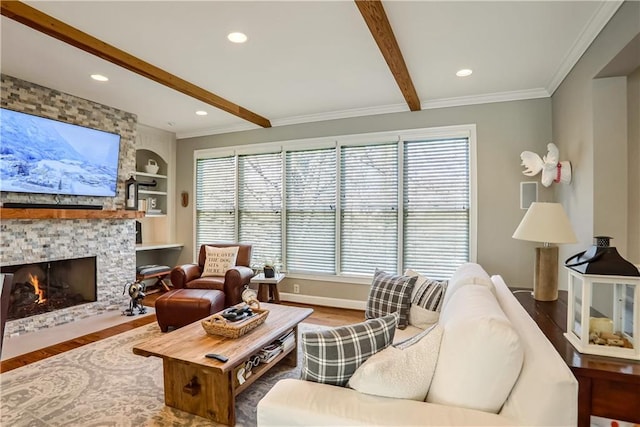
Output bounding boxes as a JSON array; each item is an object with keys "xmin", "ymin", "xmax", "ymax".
[{"xmin": 0, "ymin": 208, "xmax": 145, "ymax": 220}]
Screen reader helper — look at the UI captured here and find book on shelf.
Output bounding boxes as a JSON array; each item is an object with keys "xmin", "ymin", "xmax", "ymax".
[
  {"xmin": 256, "ymin": 329, "xmax": 295, "ymax": 364},
  {"xmin": 258, "ymin": 343, "xmax": 282, "ymax": 364}
]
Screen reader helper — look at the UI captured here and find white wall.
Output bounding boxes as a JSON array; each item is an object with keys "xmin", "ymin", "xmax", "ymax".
[{"xmin": 175, "ymin": 98, "xmax": 552, "ymax": 303}]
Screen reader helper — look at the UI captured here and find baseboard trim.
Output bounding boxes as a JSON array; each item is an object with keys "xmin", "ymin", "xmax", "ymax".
[{"xmin": 279, "ymin": 292, "xmax": 366, "ymax": 311}]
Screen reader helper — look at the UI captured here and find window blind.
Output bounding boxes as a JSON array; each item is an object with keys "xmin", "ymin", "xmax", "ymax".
[
  {"xmin": 403, "ymin": 138, "xmax": 469, "ymax": 279},
  {"xmin": 238, "ymin": 153, "xmax": 282, "ymax": 266},
  {"xmin": 340, "ymin": 143, "xmax": 398, "ymax": 275},
  {"xmin": 286, "ymin": 148, "xmax": 336, "ymax": 274},
  {"xmin": 195, "ymin": 156, "xmax": 236, "ymax": 249}
]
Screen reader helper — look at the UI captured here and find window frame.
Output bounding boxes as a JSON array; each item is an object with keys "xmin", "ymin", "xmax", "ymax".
[{"xmin": 193, "ymin": 124, "xmax": 477, "ymax": 284}]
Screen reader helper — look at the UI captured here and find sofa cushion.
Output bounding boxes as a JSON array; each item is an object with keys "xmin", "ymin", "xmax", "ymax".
[
  {"xmin": 427, "ymin": 285, "xmax": 524, "ymax": 413},
  {"xmin": 301, "ymin": 313, "xmax": 398, "ymax": 387},
  {"xmin": 258, "ymin": 378, "xmax": 515, "ymax": 427},
  {"xmin": 365, "ymin": 269, "xmax": 416, "ymax": 329},
  {"xmin": 405, "ymin": 269, "xmax": 447, "ymax": 329},
  {"xmin": 441, "ymin": 262, "xmax": 494, "ymax": 309},
  {"xmin": 348, "ymin": 323, "xmax": 443, "ymax": 401},
  {"xmin": 202, "ymin": 246, "xmax": 239, "ymax": 277}
]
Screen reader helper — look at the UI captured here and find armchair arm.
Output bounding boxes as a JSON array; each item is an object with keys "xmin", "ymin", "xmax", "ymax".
[
  {"xmin": 170, "ymin": 264, "xmax": 202, "ymax": 289},
  {"xmin": 224, "ymin": 266, "xmax": 255, "ymax": 306}
]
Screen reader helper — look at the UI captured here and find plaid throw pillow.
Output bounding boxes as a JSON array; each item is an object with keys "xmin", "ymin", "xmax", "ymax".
[
  {"xmin": 300, "ymin": 312, "xmax": 398, "ymax": 387},
  {"xmin": 365, "ymin": 269, "xmax": 417, "ymax": 329}
]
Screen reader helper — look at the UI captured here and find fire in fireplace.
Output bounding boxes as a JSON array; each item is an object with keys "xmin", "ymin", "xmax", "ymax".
[{"xmin": 1, "ymin": 256, "xmax": 97, "ymax": 321}]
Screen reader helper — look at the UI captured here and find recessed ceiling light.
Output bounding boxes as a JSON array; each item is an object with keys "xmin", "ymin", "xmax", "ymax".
[
  {"xmin": 456, "ymin": 69, "xmax": 473, "ymax": 77},
  {"xmin": 90, "ymin": 74, "xmax": 109, "ymax": 82},
  {"xmin": 195, "ymin": 110, "xmax": 208, "ymax": 116},
  {"xmin": 227, "ymin": 32, "xmax": 248, "ymax": 43}
]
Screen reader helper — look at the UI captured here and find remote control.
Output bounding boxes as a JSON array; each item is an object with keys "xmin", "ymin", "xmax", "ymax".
[{"xmin": 205, "ymin": 353, "xmax": 228, "ymax": 362}]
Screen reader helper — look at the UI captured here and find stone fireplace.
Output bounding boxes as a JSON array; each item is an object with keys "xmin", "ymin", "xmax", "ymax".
[
  {"xmin": 1, "ymin": 74, "xmax": 138, "ymax": 337},
  {"xmin": 1, "ymin": 218, "xmax": 136, "ymax": 336}
]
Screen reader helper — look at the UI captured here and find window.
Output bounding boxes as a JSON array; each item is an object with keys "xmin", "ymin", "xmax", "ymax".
[
  {"xmin": 195, "ymin": 156, "xmax": 235, "ymax": 248},
  {"xmin": 340, "ymin": 143, "xmax": 398, "ymax": 274},
  {"xmin": 286, "ymin": 148, "xmax": 336, "ymax": 274},
  {"xmin": 403, "ymin": 138, "xmax": 469, "ymax": 278},
  {"xmin": 238, "ymin": 153, "xmax": 282, "ymax": 265},
  {"xmin": 194, "ymin": 126, "xmax": 474, "ymax": 281}
]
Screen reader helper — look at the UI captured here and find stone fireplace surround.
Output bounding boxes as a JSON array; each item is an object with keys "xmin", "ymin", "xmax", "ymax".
[
  {"xmin": 1, "ymin": 74, "xmax": 138, "ymax": 337},
  {"xmin": 2, "ymin": 218, "xmax": 135, "ymax": 336}
]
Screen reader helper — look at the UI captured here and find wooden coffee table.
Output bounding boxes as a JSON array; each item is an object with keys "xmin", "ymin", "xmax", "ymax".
[{"xmin": 133, "ymin": 303, "xmax": 313, "ymax": 425}]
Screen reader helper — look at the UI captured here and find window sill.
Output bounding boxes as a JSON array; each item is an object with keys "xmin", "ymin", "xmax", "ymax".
[{"xmin": 285, "ymin": 272, "xmax": 372, "ymax": 286}]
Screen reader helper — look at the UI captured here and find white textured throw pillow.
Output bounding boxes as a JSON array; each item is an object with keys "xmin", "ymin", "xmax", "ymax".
[
  {"xmin": 348, "ymin": 323, "xmax": 444, "ymax": 401},
  {"xmin": 405, "ymin": 269, "xmax": 447, "ymax": 329},
  {"xmin": 202, "ymin": 246, "xmax": 239, "ymax": 277},
  {"xmin": 427, "ymin": 285, "xmax": 524, "ymax": 413}
]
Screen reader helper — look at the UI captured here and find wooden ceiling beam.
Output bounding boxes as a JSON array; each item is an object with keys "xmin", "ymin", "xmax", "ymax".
[
  {"xmin": 355, "ymin": 0, "xmax": 421, "ymax": 111},
  {"xmin": 0, "ymin": 1, "xmax": 271, "ymax": 128}
]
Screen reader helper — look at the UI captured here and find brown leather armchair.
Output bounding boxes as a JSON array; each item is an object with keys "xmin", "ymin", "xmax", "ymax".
[{"xmin": 170, "ymin": 243, "xmax": 254, "ymax": 307}]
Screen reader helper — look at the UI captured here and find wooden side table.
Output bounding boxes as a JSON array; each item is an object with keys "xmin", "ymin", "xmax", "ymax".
[
  {"xmin": 513, "ymin": 289, "xmax": 640, "ymax": 426},
  {"xmin": 251, "ymin": 273, "xmax": 285, "ymax": 304}
]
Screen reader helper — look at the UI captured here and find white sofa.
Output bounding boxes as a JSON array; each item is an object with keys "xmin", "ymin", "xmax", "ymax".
[{"xmin": 257, "ymin": 267, "xmax": 578, "ymax": 426}]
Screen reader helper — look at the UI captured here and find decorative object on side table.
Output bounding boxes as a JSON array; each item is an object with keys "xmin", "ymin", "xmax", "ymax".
[
  {"xmin": 262, "ymin": 256, "xmax": 281, "ymax": 278},
  {"xmin": 263, "ymin": 265, "xmax": 275, "ymax": 278},
  {"xmin": 512, "ymin": 202, "xmax": 577, "ymax": 301},
  {"xmin": 564, "ymin": 236, "xmax": 639, "ymax": 360}
]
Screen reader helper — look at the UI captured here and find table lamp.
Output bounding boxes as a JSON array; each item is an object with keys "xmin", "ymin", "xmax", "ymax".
[{"xmin": 512, "ymin": 202, "xmax": 577, "ymax": 301}]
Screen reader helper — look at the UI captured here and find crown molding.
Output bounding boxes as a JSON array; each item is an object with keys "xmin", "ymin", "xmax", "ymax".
[
  {"xmin": 271, "ymin": 103, "xmax": 409, "ymax": 127},
  {"xmin": 546, "ymin": 0, "xmax": 624, "ymax": 95},
  {"xmin": 177, "ymin": 122, "xmax": 258, "ymax": 140},
  {"xmin": 420, "ymin": 88, "xmax": 550, "ymax": 110},
  {"xmin": 177, "ymin": 88, "xmax": 550, "ymax": 139}
]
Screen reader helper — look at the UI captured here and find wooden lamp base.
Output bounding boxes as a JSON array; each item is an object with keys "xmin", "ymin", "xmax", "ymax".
[{"xmin": 534, "ymin": 246, "xmax": 559, "ymax": 301}]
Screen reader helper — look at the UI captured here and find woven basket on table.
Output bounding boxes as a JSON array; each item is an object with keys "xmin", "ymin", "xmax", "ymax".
[{"xmin": 201, "ymin": 299, "xmax": 269, "ymax": 339}]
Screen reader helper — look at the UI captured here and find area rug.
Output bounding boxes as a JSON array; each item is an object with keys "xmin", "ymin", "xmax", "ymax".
[{"xmin": 0, "ymin": 321, "xmax": 317, "ymax": 426}]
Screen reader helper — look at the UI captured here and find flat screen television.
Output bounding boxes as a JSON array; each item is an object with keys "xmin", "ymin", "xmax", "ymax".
[{"xmin": 0, "ymin": 108, "xmax": 121, "ymax": 197}]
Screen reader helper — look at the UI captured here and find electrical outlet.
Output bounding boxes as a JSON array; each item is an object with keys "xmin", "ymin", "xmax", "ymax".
[{"xmin": 293, "ymin": 283, "xmax": 300, "ymax": 294}]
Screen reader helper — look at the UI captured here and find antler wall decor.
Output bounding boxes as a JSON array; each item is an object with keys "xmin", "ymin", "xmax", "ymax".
[{"xmin": 520, "ymin": 143, "xmax": 572, "ymax": 187}]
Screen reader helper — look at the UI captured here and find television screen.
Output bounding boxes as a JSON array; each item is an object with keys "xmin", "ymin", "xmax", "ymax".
[{"xmin": 0, "ymin": 108, "xmax": 121, "ymax": 197}]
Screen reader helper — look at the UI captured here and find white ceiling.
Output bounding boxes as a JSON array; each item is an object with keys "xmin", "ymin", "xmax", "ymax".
[{"xmin": 0, "ymin": 1, "xmax": 622, "ymax": 139}]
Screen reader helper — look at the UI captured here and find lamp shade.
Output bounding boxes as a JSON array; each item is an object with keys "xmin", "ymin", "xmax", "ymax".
[{"xmin": 512, "ymin": 202, "xmax": 577, "ymax": 244}]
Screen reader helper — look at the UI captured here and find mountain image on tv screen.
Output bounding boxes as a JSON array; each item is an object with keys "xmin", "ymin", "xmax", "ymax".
[{"xmin": 0, "ymin": 108, "xmax": 121, "ymax": 197}]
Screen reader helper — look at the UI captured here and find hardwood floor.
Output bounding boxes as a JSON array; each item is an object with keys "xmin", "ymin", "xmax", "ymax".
[{"xmin": 0, "ymin": 295, "xmax": 364, "ymax": 374}]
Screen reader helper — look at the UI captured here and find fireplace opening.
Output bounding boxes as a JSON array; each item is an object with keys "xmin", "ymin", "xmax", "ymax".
[{"xmin": 1, "ymin": 256, "xmax": 97, "ymax": 321}]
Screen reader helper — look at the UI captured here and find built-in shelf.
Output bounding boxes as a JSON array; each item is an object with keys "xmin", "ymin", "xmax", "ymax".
[
  {"xmin": 135, "ymin": 171, "xmax": 167, "ymax": 179},
  {"xmin": 0, "ymin": 208, "xmax": 145, "ymax": 220},
  {"xmin": 136, "ymin": 242, "xmax": 183, "ymax": 251},
  {"xmin": 138, "ymin": 190, "xmax": 167, "ymax": 196}
]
